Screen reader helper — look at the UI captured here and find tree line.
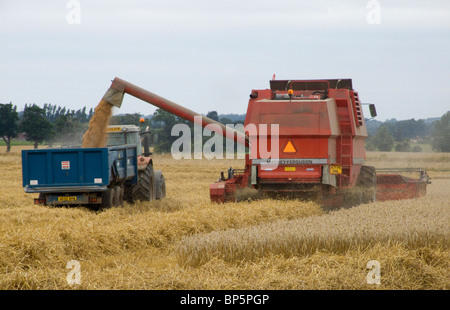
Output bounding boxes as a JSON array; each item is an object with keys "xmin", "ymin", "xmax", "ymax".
[
  {"xmin": 0, "ymin": 102, "xmax": 246, "ymax": 153},
  {"xmin": 0, "ymin": 103, "xmax": 94, "ymax": 152},
  {"xmin": 365, "ymin": 114, "xmax": 450, "ymax": 152},
  {"xmin": 0, "ymin": 102, "xmax": 449, "ymax": 153}
]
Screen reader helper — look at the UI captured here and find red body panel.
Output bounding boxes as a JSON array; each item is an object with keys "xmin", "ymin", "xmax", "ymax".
[{"xmin": 258, "ymin": 165, "xmax": 321, "ymax": 180}]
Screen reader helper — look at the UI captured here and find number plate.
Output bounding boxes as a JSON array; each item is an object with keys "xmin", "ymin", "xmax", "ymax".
[
  {"xmin": 284, "ymin": 167, "xmax": 296, "ymax": 171},
  {"xmin": 58, "ymin": 196, "xmax": 77, "ymax": 202},
  {"xmin": 330, "ymin": 165, "xmax": 342, "ymax": 175}
]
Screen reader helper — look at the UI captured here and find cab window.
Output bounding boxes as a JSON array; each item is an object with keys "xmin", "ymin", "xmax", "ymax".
[{"xmin": 107, "ymin": 132, "xmax": 125, "ymax": 146}]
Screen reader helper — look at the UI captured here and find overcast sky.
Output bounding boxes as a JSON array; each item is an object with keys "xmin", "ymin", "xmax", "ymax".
[{"xmin": 1, "ymin": 0, "xmax": 449, "ymax": 121}]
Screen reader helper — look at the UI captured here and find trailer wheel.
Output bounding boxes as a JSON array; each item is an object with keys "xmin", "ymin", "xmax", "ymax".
[
  {"xmin": 38, "ymin": 193, "xmax": 47, "ymax": 206},
  {"xmin": 123, "ymin": 184, "xmax": 133, "ymax": 203},
  {"xmin": 131, "ymin": 164, "xmax": 155, "ymax": 202},
  {"xmin": 154, "ymin": 170, "xmax": 166, "ymax": 200},
  {"xmin": 356, "ymin": 165, "xmax": 377, "ymax": 204},
  {"xmin": 114, "ymin": 186, "xmax": 124, "ymax": 206},
  {"xmin": 101, "ymin": 187, "xmax": 114, "ymax": 209}
]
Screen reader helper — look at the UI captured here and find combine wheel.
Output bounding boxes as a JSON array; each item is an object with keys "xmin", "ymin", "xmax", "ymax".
[
  {"xmin": 356, "ymin": 165, "xmax": 377, "ymax": 204},
  {"xmin": 131, "ymin": 164, "xmax": 155, "ymax": 202}
]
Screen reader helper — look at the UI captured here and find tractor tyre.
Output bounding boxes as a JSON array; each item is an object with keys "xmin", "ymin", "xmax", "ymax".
[
  {"xmin": 356, "ymin": 165, "xmax": 377, "ymax": 204},
  {"xmin": 131, "ymin": 164, "xmax": 155, "ymax": 202},
  {"xmin": 154, "ymin": 170, "xmax": 166, "ymax": 200}
]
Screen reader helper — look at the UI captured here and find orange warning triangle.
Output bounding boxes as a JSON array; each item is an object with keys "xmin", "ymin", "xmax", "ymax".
[{"xmin": 283, "ymin": 140, "xmax": 296, "ymax": 153}]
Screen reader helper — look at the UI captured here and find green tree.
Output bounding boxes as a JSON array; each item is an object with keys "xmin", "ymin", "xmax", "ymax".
[
  {"xmin": 389, "ymin": 119, "xmax": 427, "ymax": 140},
  {"xmin": 20, "ymin": 104, "xmax": 55, "ymax": 149},
  {"xmin": 53, "ymin": 114, "xmax": 86, "ymax": 145},
  {"xmin": 152, "ymin": 109, "xmax": 181, "ymax": 153},
  {"xmin": 364, "ymin": 135, "xmax": 377, "ymax": 151},
  {"xmin": 110, "ymin": 113, "xmax": 147, "ymax": 127},
  {"xmin": 431, "ymin": 111, "xmax": 450, "ymax": 152},
  {"xmin": 219, "ymin": 117, "xmax": 233, "ymax": 125},
  {"xmin": 373, "ymin": 125, "xmax": 395, "ymax": 151},
  {"xmin": 206, "ymin": 111, "xmax": 219, "ymax": 122},
  {"xmin": 0, "ymin": 102, "xmax": 19, "ymax": 152},
  {"xmin": 395, "ymin": 141, "xmax": 411, "ymax": 152},
  {"xmin": 411, "ymin": 145, "xmax": 422, "ymax": 152}
]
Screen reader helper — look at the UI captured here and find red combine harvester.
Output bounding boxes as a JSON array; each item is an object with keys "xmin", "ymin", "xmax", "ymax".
[{"xmin": 103, "ymin": 77, "xmax": 431, "ymax": 207}]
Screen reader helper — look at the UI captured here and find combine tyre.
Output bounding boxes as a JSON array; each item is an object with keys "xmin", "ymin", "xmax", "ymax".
[
  {"xmin": 354, "ymin": 165, "xmax": 377, "ymax": 205},
  {"xmin": 338, "ymin": 166, "xmax": 377, "ymax": 208}
]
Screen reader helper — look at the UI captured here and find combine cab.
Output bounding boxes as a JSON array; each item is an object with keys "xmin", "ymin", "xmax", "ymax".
[{"xmin": 101, "ymin": 77, "xmax": 431, "ymax": 207}]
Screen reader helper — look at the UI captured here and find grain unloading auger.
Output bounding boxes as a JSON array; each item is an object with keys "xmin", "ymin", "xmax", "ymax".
[
  {"xmin": 102, "ymin": 77, "xmax": 431, "ymax": 207},
  {"xmin": 103, "ymin": 77, "xmax": 249, "ymax": 147}
]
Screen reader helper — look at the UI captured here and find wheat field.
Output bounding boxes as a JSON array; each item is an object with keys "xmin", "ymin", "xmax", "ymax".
[{"xmin": 0, "ymin": 146, "xmax": 448, "ymax": 289}]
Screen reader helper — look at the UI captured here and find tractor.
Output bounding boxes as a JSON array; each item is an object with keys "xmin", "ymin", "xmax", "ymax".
[{"xmin": 105, "ymin": 124, "xmax": 166, "ymax": 203}]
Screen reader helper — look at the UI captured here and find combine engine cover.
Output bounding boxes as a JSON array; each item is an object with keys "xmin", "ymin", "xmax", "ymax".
[{"xmin": 245, "ymin": 79, "xmax": 368, "ymax": 195}]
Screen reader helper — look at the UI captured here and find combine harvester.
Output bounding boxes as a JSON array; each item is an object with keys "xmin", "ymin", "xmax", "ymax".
[{"xmin": 100, "ymin": 77, "xmax": 431, "ymax": 207}]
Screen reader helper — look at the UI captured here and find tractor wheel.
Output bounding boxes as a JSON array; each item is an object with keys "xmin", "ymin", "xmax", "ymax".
[
  {"xmin": 101, "ymin": 187, "xmax": 114, "ymax": 209},
  {"xmin": 131, "ymin": 164, "xmax": 155, "ymax": 202},
  {"xmin": 154, "ymin": 170, "xmax": 166, "ymax": 200},
  {"xmin": 356, "ymin": 165, "xmax": 377, "ymax": 204}
]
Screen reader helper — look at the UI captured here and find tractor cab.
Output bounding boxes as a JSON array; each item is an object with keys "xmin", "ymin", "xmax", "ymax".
[
  {"xmin": 106, "ymin": 125, "xmax": 151, "ymax": 156},
  {"xmin": 106, "ymin": 125, "xmax": 142, "ymax": 154}
]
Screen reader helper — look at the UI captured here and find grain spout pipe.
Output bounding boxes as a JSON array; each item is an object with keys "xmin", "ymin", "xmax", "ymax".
[{"xmin": 102, "ymin": 77, "xmax": 249, "ymax": 147}]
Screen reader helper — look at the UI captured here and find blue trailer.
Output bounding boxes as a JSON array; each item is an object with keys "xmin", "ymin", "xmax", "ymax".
[{"xmin": 22, "ymin": 145, "xmax": 138, "ymax": 208}]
